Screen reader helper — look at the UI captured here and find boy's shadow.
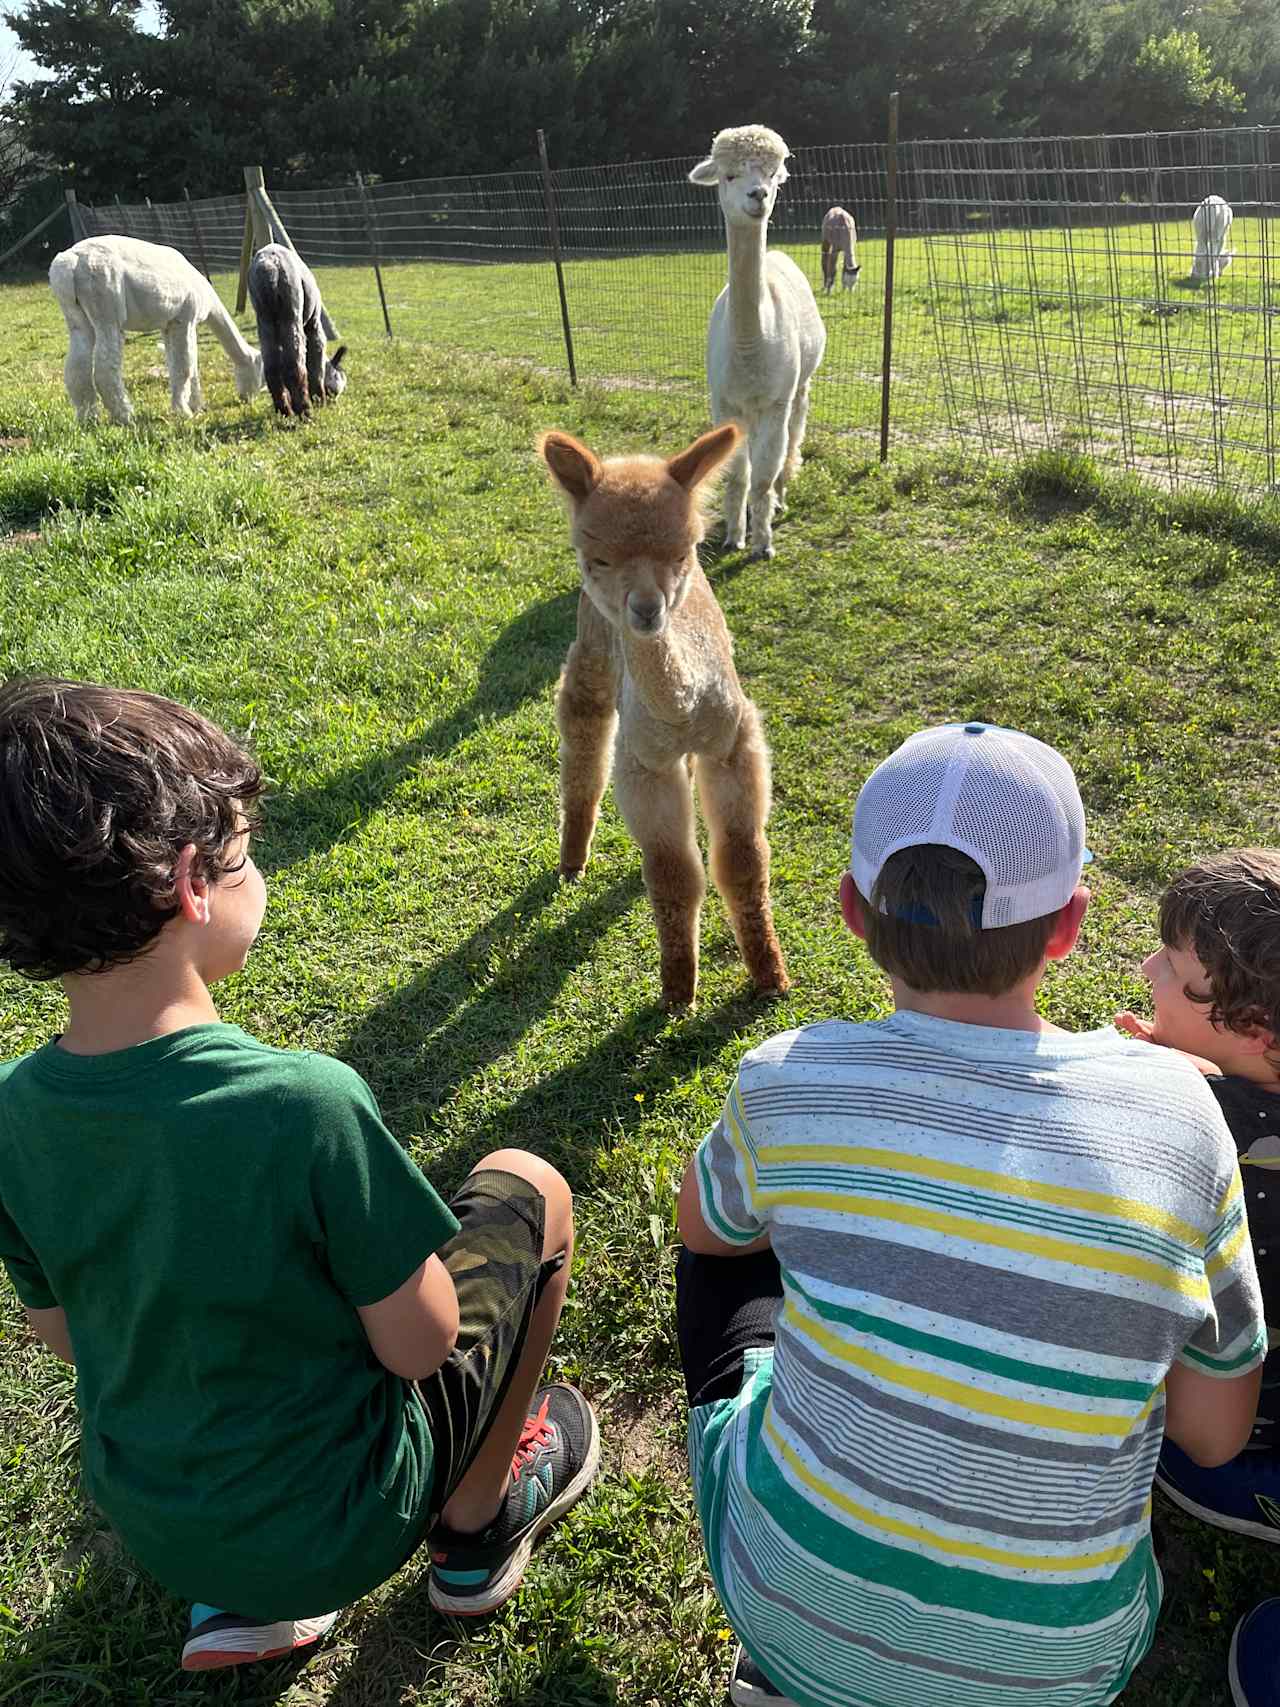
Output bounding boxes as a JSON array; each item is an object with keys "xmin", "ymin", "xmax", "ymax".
[{"xmin": 257, "ymin": 586, "xmax": 580, "ymax": 875}]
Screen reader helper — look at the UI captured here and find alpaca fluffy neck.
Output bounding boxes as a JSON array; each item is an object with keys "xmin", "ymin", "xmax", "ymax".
[
  {"xmin": 725, "ymin": 217, "xmax": 768, "ymax": 350},
  {"xmin": 203, "ymin": 294, "xmax": 257, "ymax": 371},
  {"xmin": 616, "ymin": 572, "xmax": 714, "ymax": 725}
]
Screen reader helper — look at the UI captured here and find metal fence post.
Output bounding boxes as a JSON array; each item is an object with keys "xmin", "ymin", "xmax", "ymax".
[
  {"xmin": 879, "ymin": 91, "xmax": 900, "ymax": 462},
  {"xmin": 183, "ymin": 186, "xmax": 212, "ymax": 281},
  {"xmin": 536, "ymin": 128, "xmax": 577, "ymax": 387},
  {"xmin": 355, "ymin": 171, "xmax": 393, "ymax": 338}
]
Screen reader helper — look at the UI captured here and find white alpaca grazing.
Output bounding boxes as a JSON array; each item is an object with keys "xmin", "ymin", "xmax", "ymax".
[
  {"xmin": 821, "ymin": 206, "xmax": 861, "ymax": 293},
  {"xmin": 49, "ymin": 236, "xmax": 264, "ymax": 426},
  {"xmin": 1190, "ymin": 195, "xmax": 1234, "ymax": 284},
  {"xmin": 689, "ymin": 124, "xmax": 826, "ymax": 560}
]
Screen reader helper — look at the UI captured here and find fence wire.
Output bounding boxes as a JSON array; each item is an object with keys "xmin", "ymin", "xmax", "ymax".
[{"xmin": 68, "ymin": 123, "xmax": 1280, "ymax": 491}]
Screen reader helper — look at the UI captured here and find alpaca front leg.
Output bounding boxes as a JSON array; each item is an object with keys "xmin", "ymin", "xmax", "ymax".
[
  {"xmin": 91, "ymin": 325, "xmax": 133, "ymax": 426},
  {"xmin": 613, "ymin": 748, "xmax": 705, "ymax": 1011},
  {"xmin": 305, "ymin": 324, "xmax": 327, "ymax": 404},
  {"xmin": 164, "ymin": 322, "xmax": 199, "ymax": 417},
  {"xmin": 696, "ymin": 705, "xmax": 789, "ymax": 996},
  {"xmin": 778, "ymin": 381, "xmax": 812, "ymax": 513},
  {"xmin": 62, "ymin": 309, "xmax": 98, "ymax": 424},
  {"xmin": 556, "ymin": 593, "xmax": 620, "ymax": 878},
  {"xmin": 747, "ymin": 416, "xmax": 787, "ymax": 560},
  {"xmin": 720, "ymin": 439, "xmax": 749, "ymax": 551},
  {"xmin": 821, "ymin": 243, "xmax": 835, "ymax": 293}
]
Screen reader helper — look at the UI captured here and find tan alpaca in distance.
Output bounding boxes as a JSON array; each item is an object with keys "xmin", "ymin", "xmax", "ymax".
[{"xmin": 539, "ymin": 421, "xmax": 789, "ymax": 1011}]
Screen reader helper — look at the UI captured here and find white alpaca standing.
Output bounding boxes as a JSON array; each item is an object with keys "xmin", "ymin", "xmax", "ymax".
[
  {"xmin": 689, "ymin": 124, "xmax": 826, "ymax": 560},
  {"xmin": 49, "ymin": 236, "xmax": 264, "ymax": 426},
  {"xmin": 821, "ymin": 206, "xmax": 861, "ymax": 293},
  {"xmin": 1190, "ymin": 195, "xmax": 1234, "ymax": 283}
]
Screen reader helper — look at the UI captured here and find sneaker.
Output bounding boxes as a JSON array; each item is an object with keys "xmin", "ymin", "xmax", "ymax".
[
  {"xmin": 180, "ymin": 1603, "xmax": 339, "ymax": 1670},
  {"xmin": 427, "ymin": 1383, "xmax": 600, "ymax": 1616},
  {"xmin": 730, "ymin": 1644, "xmax": 801, "ymax": 1707},
  {"xmin": 1156, "ymin": 1438, "xmax": 1280, "ymax": 1544},
  {"xmin": 1229, "ymin": 1600, "xmax": 1280, "ymax": 1706}
]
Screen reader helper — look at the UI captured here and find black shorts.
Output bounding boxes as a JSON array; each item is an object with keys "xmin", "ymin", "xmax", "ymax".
[
  {"xmin": 415, "ymin": 1169, "xmax": 563, "ymax": 1524},
  {"xmin": 675, "ymin": 1244, "xmax": 783, "ymax": 1410}
]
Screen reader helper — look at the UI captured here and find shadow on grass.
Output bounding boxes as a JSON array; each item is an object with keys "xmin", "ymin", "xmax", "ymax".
[
  {"xmin": 257, "ymin": 587, "xmax": 580, "ymax": 874},
  {"xmin": 336, "ymin": 854, "xmax": 769, "ymax": 1191},
  {"xmin": 320, "ymin": 1571, "xmax": 620, "ymax": 1707}
]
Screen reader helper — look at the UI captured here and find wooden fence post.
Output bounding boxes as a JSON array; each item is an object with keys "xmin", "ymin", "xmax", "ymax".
[
  {"xmin": 356, "ymin": 171, "xmax": 393, "ymax": 338},
  {"xmin": 536, "ymin": 128, "xmax": 577, "ymax": 386},
  {"xmin": 879, "ymin": 90, "xmax": 900, "ymax": 463},
  {"xmin": 64, "ymin": 189, "xmax": 85, "ymax": 242}
]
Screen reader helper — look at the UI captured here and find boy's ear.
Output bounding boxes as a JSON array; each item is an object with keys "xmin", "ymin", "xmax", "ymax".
[
  {"xmin": 172, "ymin": 843, "xmax": 211, "ymax": 925},
  {"xmin": 839, "ymin": 871, "xmax": 867, "ymax": 939},
  {"xmin": 1044, "ymin": 886, "xmax": 1090, "ymax": 963},
  {"xmin": 538, "ymin": 431, "xmax": 601, "ymax": 504}
]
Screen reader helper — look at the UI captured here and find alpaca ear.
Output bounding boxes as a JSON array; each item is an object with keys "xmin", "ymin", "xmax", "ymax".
[
  {"xmin": 667, "ymin": 422, "xmax": 742, "ymax": 491},
  {"xmin": 330, "ymin": 345, "xmax": 347, "ymax": 368},
  {"xmin": 688, "ymin": 156, "xmax": 720, "ymax": 186},
  {"xmin": 538, "ymin": 431, "xmax": 602, "ymax": 503}
]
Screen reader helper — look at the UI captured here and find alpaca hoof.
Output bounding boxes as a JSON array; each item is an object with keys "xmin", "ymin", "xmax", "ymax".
[
  {"xmin": 749, "ymin": 544, "xmax": 776, "ymax": 561},
  {"xmin": 754, "ymin": 968, "xmax": 791, "ymax": 999},
  {"xmin": 722, "ymin": 531, "xmax": 746, "ymax": 552},
  {"xmin": 560, "ymin": 864, "xmax": 586, "ymax": 883},
  {"xmin": 663, "ymin": 992, "xmax": 697, "ymax": 1015}
]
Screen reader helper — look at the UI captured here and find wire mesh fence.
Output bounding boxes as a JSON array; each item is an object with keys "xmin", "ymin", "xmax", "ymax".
[{"xmin": 64, "ymin": 123, "xmax": 1280, "ymax": 491}]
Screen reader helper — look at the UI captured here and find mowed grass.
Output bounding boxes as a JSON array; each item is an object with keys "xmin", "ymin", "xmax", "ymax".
[
  {"xmin": 2, "ymin": 270, "xmax": 1280, "ymax": 1706},
  {"xmin": 299, "ymin": 211, "xmax": 1280, "ymax": 491}
]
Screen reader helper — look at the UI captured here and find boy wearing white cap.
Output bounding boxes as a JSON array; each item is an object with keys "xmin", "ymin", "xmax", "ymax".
[{"xmin": 675, "ymin": 722, "xmax": 1266, "ymax": 1707}]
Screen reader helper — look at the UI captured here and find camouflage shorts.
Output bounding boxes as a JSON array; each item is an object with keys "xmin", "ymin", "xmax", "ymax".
[{"xmin": 415, "ymin": 1168, "xmax": 563, "ymax": 1525}]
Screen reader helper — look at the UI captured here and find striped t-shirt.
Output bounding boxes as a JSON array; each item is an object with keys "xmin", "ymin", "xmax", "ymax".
[{"xmin": 690, "ymin": 1010, "xmax": 1265, "ymax": 1707}]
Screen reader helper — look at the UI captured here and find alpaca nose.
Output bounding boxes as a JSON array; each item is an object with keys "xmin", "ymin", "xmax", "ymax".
[{"xmin": 627, "ymin": 594, "xmax": 664, "ymax": 631}]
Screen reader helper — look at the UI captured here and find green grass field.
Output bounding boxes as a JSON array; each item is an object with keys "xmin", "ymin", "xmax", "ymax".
[
  {"xmin": 4, "ymin": 265, "xmax": 1280, "ymax": 1705},
  {"xmin": 288, "ymin": 212, "xmax": 1280, "ymax": 493}
]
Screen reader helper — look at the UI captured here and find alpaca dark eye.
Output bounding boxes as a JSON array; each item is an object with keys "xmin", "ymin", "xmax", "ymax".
[{"xmin": 725, "ymin": 174, "xmax": 737, "ymax": 183}]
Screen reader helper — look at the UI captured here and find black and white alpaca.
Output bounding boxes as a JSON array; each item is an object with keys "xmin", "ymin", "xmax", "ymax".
[{"xmin": 246, "ymin": 244, "xmax": 347, "ymax": 418}]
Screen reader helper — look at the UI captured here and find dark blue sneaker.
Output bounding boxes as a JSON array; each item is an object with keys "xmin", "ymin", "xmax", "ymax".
[
  {"xmin": 1156, "ymin": 1439, "xmax": 1280, "ymax": 1543},
  {"xmin": 1230, "ymin": 1600, "xmax": 1280, "ymax": 1706},
  {"xmin": 730, "ymin": 1646, "xmax": 800, "ymax": 1706}
]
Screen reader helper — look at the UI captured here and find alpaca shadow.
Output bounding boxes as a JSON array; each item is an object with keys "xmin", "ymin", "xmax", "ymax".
[
  {"xmin": 257, "ymin": 587, "xmax": 580, "ymax": 874},
  {"xmin": 337, "ymin": 865, "xmax": 644, "ymax": 1187},
  {"xmin": 339, "ymin": 861, "xmax": 767, "ymax": 1192}
]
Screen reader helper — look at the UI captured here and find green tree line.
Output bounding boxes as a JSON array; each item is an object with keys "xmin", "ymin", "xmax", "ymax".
[{"xmin": 2, "ymin": 0, "xmax": 1276, "ymax": 202}]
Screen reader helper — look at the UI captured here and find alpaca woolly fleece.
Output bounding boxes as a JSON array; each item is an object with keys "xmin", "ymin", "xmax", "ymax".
[{"xmin": 695, "ymin": 125, "xmax": 790, "ymax": 182}]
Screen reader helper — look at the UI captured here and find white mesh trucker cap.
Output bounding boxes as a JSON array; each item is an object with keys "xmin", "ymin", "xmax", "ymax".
[{"xmin": 851, "ymin": 723, "xmax": 1091, "ymax": 929}]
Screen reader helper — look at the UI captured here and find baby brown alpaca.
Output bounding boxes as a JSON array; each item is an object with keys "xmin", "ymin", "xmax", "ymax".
[{"xmin": 539, "ymin": 421, "xmax": 789, "ymax": 1011}]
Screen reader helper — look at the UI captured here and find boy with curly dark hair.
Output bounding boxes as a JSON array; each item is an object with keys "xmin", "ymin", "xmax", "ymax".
[
  {"xmin": 0, "ymin": 678, "xmax": 598, "ymax": 1671},
  {"xmin": 1116, "ymin": 850, "xmax": 1280, "ymax": 1705}
]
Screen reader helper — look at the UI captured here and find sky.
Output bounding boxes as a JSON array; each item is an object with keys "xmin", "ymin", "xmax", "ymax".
[{"xmin": 2, "ymin": 0, "xmax": 162, "ymax": 85}]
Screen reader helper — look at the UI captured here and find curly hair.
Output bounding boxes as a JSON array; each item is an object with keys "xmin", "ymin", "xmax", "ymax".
[
  {"xmin": 1160, "ymin": 849, "xmax": 1280, "ymax": 1052},
  {"xmin": 0, "ymin": 678, "xmax": 264, "ymax": 979}
]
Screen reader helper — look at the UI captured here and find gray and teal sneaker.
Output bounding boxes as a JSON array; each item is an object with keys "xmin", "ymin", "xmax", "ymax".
[
  {"xmin": 180, "ymin": 1604, "xmax": 339, "ymax": 1670},
  {"xmin": 427, "ymin": 1383, "xmax": 600, "ymax": 1616}
]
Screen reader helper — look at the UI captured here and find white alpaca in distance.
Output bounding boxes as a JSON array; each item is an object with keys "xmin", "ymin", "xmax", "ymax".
[
  {"xmin": 1190, "ymin": 195, "xmax": 1234, "ymax": 283},
  {"xmin": 689, "ymin": 124, "xmax": 826, "ymax": 559},
  {"xmin": 49, "ymin": 235, "xmax": 264, "ymax": 425}
]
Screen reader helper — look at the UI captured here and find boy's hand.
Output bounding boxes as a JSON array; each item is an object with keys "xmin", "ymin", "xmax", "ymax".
[
  {"xmin": 1114, "ymin": 1012, "xmax": 1222, "ymax": 1077},
  {"xmin": 1114, "ymin": 1011, "xmax": 1155, "ymax": 1042}
]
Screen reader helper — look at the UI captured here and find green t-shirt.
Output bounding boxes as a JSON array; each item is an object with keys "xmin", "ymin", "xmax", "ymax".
[{"xmin": 0, "ymin": 1023, "xmax": 459, "ymax": 1618}]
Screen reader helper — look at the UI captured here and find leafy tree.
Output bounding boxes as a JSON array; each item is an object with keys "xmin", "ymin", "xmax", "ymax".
[{"xmin": 1124, "ymin": 28, "xmax": 1245, "ymax": 130}]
